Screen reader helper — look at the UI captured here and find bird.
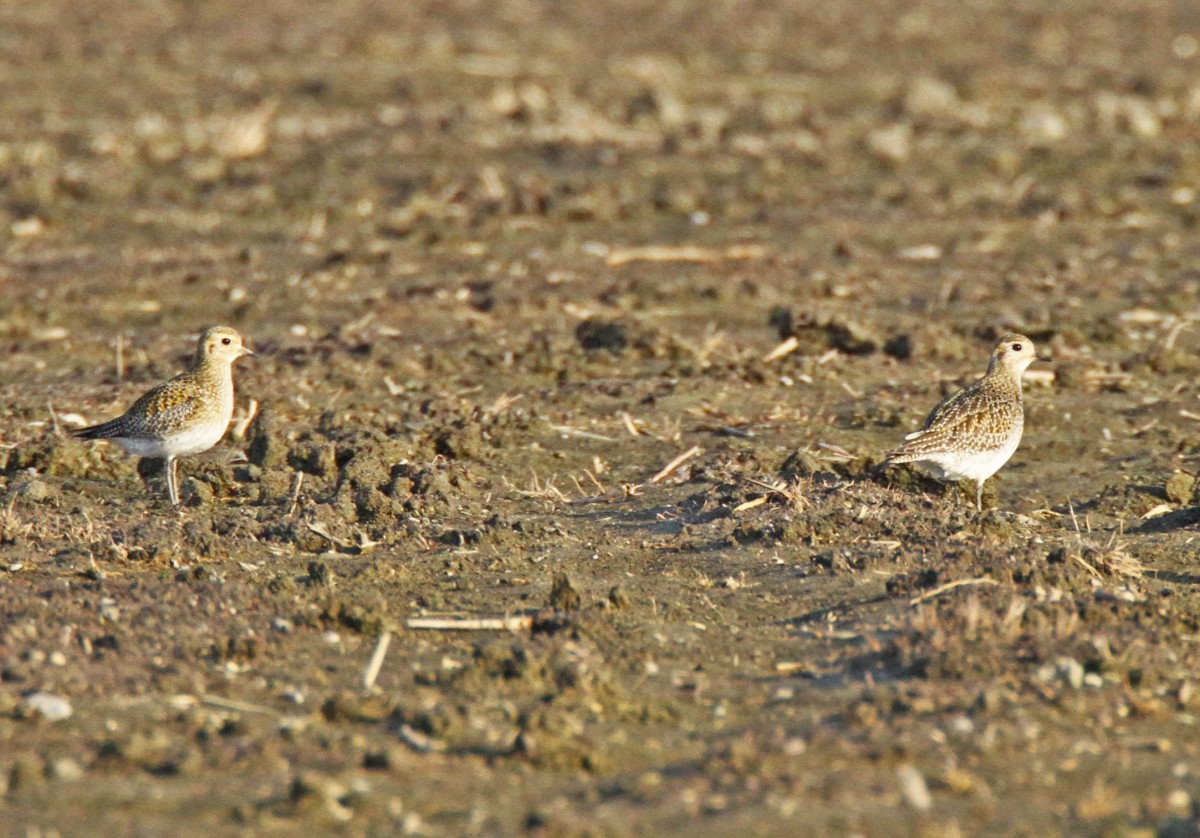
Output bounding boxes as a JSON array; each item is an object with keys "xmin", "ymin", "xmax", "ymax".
[
  {"xmin": 883, "ymin": 334, "xmax": 1044, "ymax": 510},
  {"xmin": 73, "ymin": 326, "xmax": 254, "ymax": 505}
]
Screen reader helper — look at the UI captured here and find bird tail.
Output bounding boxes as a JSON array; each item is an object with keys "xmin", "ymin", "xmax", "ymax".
[
  {"xmin": 72, "ymin": 419, "xmax": 126, "ymax": 440},
  {"xmin": 882, "ymin": 430, "xmax": 937, "ymax": 465}
]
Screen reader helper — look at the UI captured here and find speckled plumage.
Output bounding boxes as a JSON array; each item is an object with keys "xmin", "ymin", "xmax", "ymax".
[
  {"xmin": 73, "ymin": 326, "xmax": 253, "ymax": 505},
  {"xmin": 885, "ymin": 334, "xmax": 1040, "ymax": 510}
]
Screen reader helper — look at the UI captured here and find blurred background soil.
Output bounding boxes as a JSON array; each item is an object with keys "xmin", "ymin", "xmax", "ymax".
[{"xmin": 4, "ymin": 0, "xmax": 1200, "ymax": 834}]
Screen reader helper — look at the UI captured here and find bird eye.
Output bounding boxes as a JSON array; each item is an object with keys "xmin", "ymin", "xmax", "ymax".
[
  {"xmin": 1012, "ymin": 343, "xmax": 1022, "ymax": 351},
  {"xmin": 221, "ymin": 337, "xmax": 232, "ymax": 345}
]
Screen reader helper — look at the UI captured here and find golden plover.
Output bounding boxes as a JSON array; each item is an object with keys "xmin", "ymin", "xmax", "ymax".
[
  {"xmin": 884, "ymin": 334, "xmax": 1043, "ymax": 510},
  {"xmin": 73, "ymin": 326, "xmax": 254, "ymax": 505}
]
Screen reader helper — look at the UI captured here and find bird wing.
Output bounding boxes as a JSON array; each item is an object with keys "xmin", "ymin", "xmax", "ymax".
[
  {"xmin": 886, "ymin": 381, "xmax": 1019, "ymax": 461},
  {"xmin": 74, "ymin": 374, "xmax": 200, "ymax": 439},
  {"xmin": 916, "ymin": 381, "xmax": 982, "ymax": 432},
  {"xmin": 125, "ymin": 376, "xmax": 201, "ymax": 434}
]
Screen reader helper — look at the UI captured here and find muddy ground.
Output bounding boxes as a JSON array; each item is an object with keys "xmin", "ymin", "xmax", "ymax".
[{"xmin": 4, "ymin": 0, "xmax": 1200, "ymax": 835}]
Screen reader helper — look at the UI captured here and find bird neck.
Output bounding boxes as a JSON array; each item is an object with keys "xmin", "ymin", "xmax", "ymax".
[
  {"xmin": 191, "ymin": 355, "xmax": 234, "ymax": 385},
  {"xmin": 984, "ymin": 361, "xmax": 1024, "ymax": 394}
]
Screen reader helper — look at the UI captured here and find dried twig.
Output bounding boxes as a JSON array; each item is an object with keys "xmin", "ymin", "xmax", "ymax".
[
  {"xmin": 306, "ymin": 520, "xmax": 348, "ymax": 549},
  {"xmin": 605, "ymin": 243, "xmax": 767, "ymax": 267},
  {"xmin": 361, "ymin": 630, "xmax": 391, "ymax": 691},
  {"xmin": 47, "ymin": 402, "xmax": 62, "ymax": 437},
  {"xmin": 547, "ymin": 423, "xmax": 617, "ymax": 442},
  {"xmin": 200, "ymin": 694, "xmax": 278, "ymax": 716},
  {"xmin": 774, "ymin": 661, "xmax": 809, "ymax": 674},
  {"xmin": 1067, "ymin": 500, "xmax": 1143, "ymax": 579},
  {"xmin": 651, "ymin": 445, "xmax": 702, "ymax": 483},
  {"xmin": 732, "ymin": 496, "xmax": 768, "ymax": 513},
  {"xmin": 398, "ymin": 724, "xmax": 446, "ymax": 753},
  {"xmin": 406, "ymin": 615, "xmax": 533, "ymax": 631},
  {"xmin": 909, "ymin": 577, "xmax": 999, "ymax": 606},
  {"xmin": 763, "ymin": 336, "xmax": 800, "ymax": 363},
  {"xmin": 619, "ymin": 412, "xmax": 642, "ymax": 436},
  {"xmin": 737, "ymin": 474, "xmax": 793, "ymax": 498},
  {"xmin": 231, "ymin": 398, "xmax": 259, "ymax": 441},
  {"xmin": 286, "ymin": 471, "xmax": 304, "ymax": 517}
]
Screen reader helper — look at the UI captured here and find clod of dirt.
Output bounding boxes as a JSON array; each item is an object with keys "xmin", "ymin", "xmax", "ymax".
[
  {"xmin": 1089, "ymin": 482, "xmax": 1162, "ymax": 518},
  {"xmin": 769, "ymin": 308, "xmax": 880, "ymax": 355},
  {"xmin": 280, "ymin": 772, "xmax": 354, "ymax": 822},
  {"xmin": 575, "ymin": 318, "xmax": 628, "ymax": 353},
  {"xmin": 1146, "ymin": 348, "xmax": 1200, "ymax": 376},
  {"xmin": 825, "ymin": 320, "xmax": 879, "ymax": 356},
  {"xmin": 272, "ymin": 522, "xmax": 329, "ymax": 553},
  {"xmin": 320, "ymin": 693, "xmax": 392, "ymax": 723},
  {"xmin": 182, "ymin": 477, "xmax": 214, "ymax": 506},
  {"xmin": 434, "ymin": 423, "xmax": 485, "ymax": 460},
  {"xmin": 1165, "ymin": 472, "xmax": 1194, "ymax": 505},
  {"xmin": 547, "ymin": 573, "xmax": 582, "ymax": 611},
  {"xmin": 288, "ymin": 440, "xmax": 336, "ymax": 477},
  {"xmin": 307, "ymin": 561, "xmax": 333, "ymax": 586},
  {"xmin": 964, "ymin": 509, "xmax": 1021, "ymax": 540},
  {"xmin": 7, "ymin": 436, "xmax": 93, "ymax": 479},
  {"xmin": 883, "ymin": 334, "xmax": 914, "ymax": 360},
  {"xmin": 183, "ymin": 520, "xmax": 222, "ymax": 557},
  {"xmin": 321, "ymin": 598, "xmax": 386, "ymax": 635},
  {"xmin": 8, "ymin": 755, "xmax": 46, "ymax": 792},
  {"xmin": 247, "ymin": 406, "xmax": 287, "ymax": 468},
  {"xmin": 886, "ymin": 568, "xmax": 940, "ymax": 598},
  {"xmin": 778, "ymin": 450, "xmax": 832, "ymax": 480},
  {"xmin": 6, "ymin": 478, "xmax": 55, "ymax": 504},
  {"xmin": 347, "ymin": 487, "xmax": 389, "ymax": 523},
  {"xmin": 607, "ymin": 585, "xmax": 629, "ymax": 610}
]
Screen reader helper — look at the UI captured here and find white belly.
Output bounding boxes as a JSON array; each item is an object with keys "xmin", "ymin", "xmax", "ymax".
[
  {"xmin": 916, "ymin": 433, "xmax": 1022, "ymax": 483},
  {"xmin": 113, "ymin": 419, "xmax": 229, "ymax": 459}
]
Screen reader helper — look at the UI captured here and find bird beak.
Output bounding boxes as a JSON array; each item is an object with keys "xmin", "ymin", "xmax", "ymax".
[
  {"xmin": 1036, "ymin": 353, "xmax": 1052, "ymax": 362},
  {"xmin": 240, "ymin": 346, "xmax": 256, "ymax": 357}
]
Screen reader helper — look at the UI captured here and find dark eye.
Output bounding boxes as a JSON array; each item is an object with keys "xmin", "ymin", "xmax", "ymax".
[
  {"xmin": 1012, "ymin": 343, "xmax": 1022, "ymax": 351},
  {"xmin": 221, "ymin": 337, "xmax": 232, "ymax": 345}
]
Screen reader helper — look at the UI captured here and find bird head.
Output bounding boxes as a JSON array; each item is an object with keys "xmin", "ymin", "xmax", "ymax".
[
  {"xmin": 988, "ymin": 333, "xmax": 1040, "ymax": 377},
  {"xmin": 197, "ymin": 326, "xmax": 254, "ymax": 365}
]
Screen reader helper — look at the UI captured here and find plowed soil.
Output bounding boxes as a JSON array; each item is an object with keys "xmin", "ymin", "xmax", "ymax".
[{"xmin": 4, "ymin": 1, "xmax": 1200, "ymax": 835}]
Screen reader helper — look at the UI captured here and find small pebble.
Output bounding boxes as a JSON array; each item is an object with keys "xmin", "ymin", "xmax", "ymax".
[
  {"xmin": 1165, "ymin": 472, "xmax": 1195, "ymax": 505},
  {"xmin": 22, "ymin": 691, "xmax": 73, "ymax": 722},
  {"xmin": 46, "ymin": 757, "xmax": 84, "ymax": 782},
  {"xmin": 1055, "ymin": 657, "xmax": 1084, "ymax": 690},
  {"xmin": 896, "ymin": 764, "xmax": 932, "ymax": 811}
]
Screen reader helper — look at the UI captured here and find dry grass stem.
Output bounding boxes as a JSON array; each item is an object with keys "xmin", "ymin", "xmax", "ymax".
[
  {"xmin": 604, "ymin": 243, "xmax": 766, "ymax": 267},
  {"xmin": 406, "ymin": 615, "xmax": 534, "ymax": 631},
  {"xmin": 763, "ymin": 336, "xmax": 800, "ymax": 363},
  {"xmin": 1067, "ymin": 500, "xmax": 1144, "ymax": 580},
  {"xmin": 361, "ymin": 630, "xmax": 392, "ymax": 691},
  {"xmin": 909, "ymin": 577, "xmax": 999, "ymax": 606},
  {"xmin": 548, "ymin": 423, "xmax": 617, "ymax": 442},
  {"xmin": 733, "ymin": 496, "xmax": 768, "ymax": 513},
  {"xmin": 651, "ymin": 445, "xmax": 702, "ymax": 483},
  {"xmin": 231, "ymin": 398, "xmax": 259, "ymax": 441},
  {"xmin": 619, "ymin": 412, "xmax": 642, "ymax": 436}
]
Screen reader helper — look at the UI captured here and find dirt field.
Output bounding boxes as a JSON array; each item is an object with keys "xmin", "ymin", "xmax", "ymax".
[{"xmin": 5, "ymin": 0, "xmax": 1200, "ymax": 835}]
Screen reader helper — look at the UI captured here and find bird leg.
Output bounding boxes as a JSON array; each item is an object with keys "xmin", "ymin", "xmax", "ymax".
[
  {"xmin": 167, "ymin": 457, "xmax": 179, "ymax": 506},
  {"xmin": 975, "ymin": 480, "xmax": 983, "ymax": 512}
]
